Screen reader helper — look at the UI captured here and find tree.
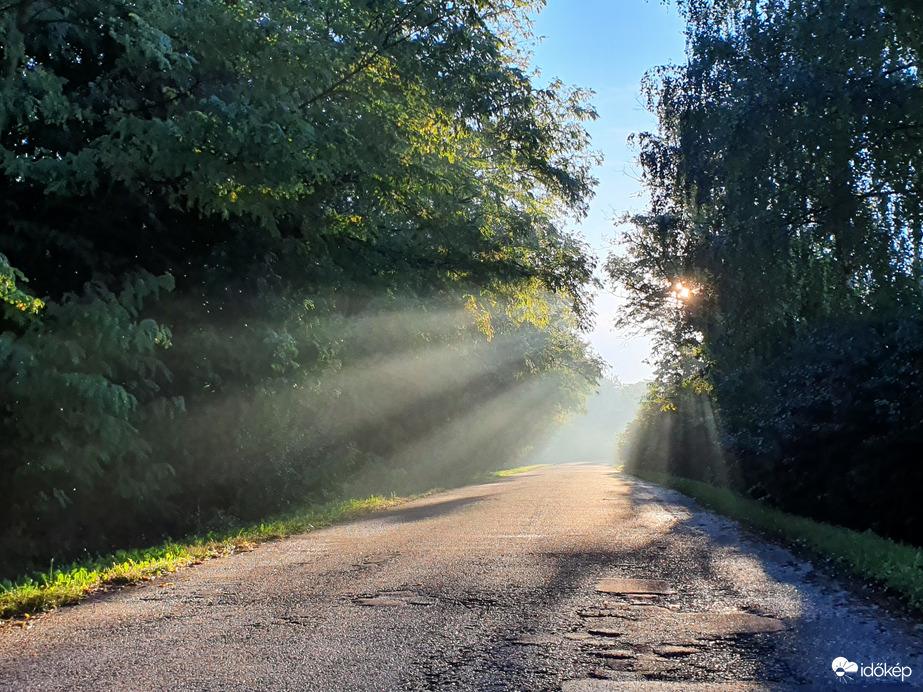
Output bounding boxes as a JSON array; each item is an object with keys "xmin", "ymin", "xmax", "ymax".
[
  {"xmin": 611, "ymin": 0, "xmax": 923, "ymax": 543},
  {"xmin": 0, "ymin": 0, "xmax": 603, "ymax": 574}
]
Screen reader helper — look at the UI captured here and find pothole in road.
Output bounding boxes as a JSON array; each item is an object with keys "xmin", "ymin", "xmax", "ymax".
[
  {"xmin": 571, "ymin": 590, "xmax": 787, "ymax": 683},
  {"xmin": 579, "ymin": 605, "xmax": 676, "ymax": 619},
  {"xmin": 675, "ymin": 612, "xmax": 785, "ymax": 636},
  {"xmin": 624, "ymin": 594, "xmax": 660, "ymax": 604},
  {"xmin": 564, "ymin": 632, "xmax": 595, "ymax": 641},
  {"xmin": 579, "ymin": 612, "xmax": 784, "ymax": 641},
  {"xmin": 508, "ymin": 633, "xmax": 558, "ymax": 646},
  {"xmin": 595, "ymin": 578, "xmax": 675, "ymax": 595},
  {"xmin": 353, "ymin": 590, "xmax": 437, "ymax": 607},
  {"xmin": 355, "ymin": 597, "xmax": 406, "ymax": 607},
  {"xmin": 354, "ymin": 552, "xmax": 401, "ymax": 568},
  {"xmin": 593, "ymin": 650, "xmax": 634, "ymax": 660},
  {"xmin": 653, "ymin": 644, "xmax": 701, "ymax": 657}
]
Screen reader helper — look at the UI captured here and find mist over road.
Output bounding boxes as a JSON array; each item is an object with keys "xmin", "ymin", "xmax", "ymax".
[{"xmin": 1, "ymin": 464, "xmax": 920, "ymax": 690}]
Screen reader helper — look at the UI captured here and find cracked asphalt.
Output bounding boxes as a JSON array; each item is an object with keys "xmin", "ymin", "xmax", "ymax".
[{"xmin": 1, "ymin": 463, "xmax": 921, "ymax": 690}]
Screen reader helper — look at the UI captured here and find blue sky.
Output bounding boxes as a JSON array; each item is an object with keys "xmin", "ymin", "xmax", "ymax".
[{"xmin": 527, "ymin": 0, "xmax": 687, "ymax": 382}]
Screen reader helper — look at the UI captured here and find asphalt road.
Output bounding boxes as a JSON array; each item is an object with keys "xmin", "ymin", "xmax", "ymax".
[{"xmin": 1, "ymin": 463, "xmax": 921, "ymax": 690}]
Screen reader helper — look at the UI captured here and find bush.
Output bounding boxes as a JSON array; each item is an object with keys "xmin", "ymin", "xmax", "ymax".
[{"xmin": 621, "ymin": 316, "xmax": 923, "ymax": 547}]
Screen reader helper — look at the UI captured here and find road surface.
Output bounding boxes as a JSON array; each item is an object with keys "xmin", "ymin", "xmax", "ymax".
[{"xmin": 1, "ymin": 463, "xmax": 921, "ymax": 690}]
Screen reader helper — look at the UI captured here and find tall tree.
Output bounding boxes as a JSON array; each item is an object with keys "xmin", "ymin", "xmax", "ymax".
[
  {"xmin": 0, "ymin": 0, "xmax": 603, "ymax": 574},
  {"xmin": 611, "ymin": 0, "xmax": 923, "ymax": 543}
]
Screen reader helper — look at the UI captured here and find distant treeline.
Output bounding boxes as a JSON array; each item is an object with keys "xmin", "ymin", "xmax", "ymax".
[
  {"xmin": 0, "ymin": 0, "xmax": 602, "ymax": 578},
  {"xmin": 532, "ymin": 378, "xmax": 647, "ymax": 465},
  {"xmin": 612, "ymin": 0, "xmax": 923, "ymax": 545}
]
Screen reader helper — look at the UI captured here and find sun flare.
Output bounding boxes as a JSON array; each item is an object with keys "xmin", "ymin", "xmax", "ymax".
[{"xmin": 673, "ymin": 282, "xmax": 693, "ymax": 300}]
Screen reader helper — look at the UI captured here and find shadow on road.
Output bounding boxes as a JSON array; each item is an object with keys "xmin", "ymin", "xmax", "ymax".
[
  {"xmin": 412, "ymin": 476, "xmax": 815, "ymax": 688},
  {"xmin": 382, "ymin": 495, "xmax": 492, "ymax": 524}
]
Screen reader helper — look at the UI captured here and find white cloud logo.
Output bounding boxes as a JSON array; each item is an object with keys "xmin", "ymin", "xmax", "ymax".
[
  {"xmin": 832, "ymin": 657, "xmax": 859, "ymax": 679},
  {"xmin": 831, "ymin": 657, "xmax": 912, "ymax": 682}
]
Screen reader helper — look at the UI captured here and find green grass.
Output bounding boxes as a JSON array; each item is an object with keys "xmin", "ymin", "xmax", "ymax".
[
  {"xmin": 0, "ymin": 495, "xmax": 410, "ymax": 621},
  {"xmin": 0, "ymin": 465, "xmax": 545, "ymax": 622},
  {"xmin": 490, "ymin": 464, "xmax": 547, "ymax": 477},
  {"xmin": 628, "ymin": 469, "xmax": 923, "ymax": 612},
  {"xmin": 470, "ymin": 464, "xmax": 548, "ymax": 484}
]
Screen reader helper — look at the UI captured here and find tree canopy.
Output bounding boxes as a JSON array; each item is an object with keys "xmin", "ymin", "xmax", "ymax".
[
  {"xmin": 0, "ymin": 0, "xmax": 603, "ymax": 575},
  {"xmin": 612, "ymin": 0, "xmax": 923, "ymax": 543}
]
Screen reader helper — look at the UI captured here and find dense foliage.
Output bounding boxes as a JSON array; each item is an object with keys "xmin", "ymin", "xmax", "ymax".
[
  {"xmin": 612, "ymin": 0, "xmax": 923, "ymax": 543},
  {"xmin": 0, "ymin": 0, "xmax": 603, "ymax": 576}
]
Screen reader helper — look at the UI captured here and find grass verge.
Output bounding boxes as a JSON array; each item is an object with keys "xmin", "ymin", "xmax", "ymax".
[
  {"xmin": 470, "ymin": 464, "xmax": 548, "ymax": 484},
  {"xmin": 0, "ymin": 465, "xmax": 547, "ymax": 623},
  {"xmin": 628, "ymin": 469, "xmax": 923, "ymax": 612},
  {"xmin": 490, "ymin": 464, "xmax": 547, "ymax": 477},
  {"xmin": 0, "ymin": 495, "xmax": 412, "ymax": 622}
]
